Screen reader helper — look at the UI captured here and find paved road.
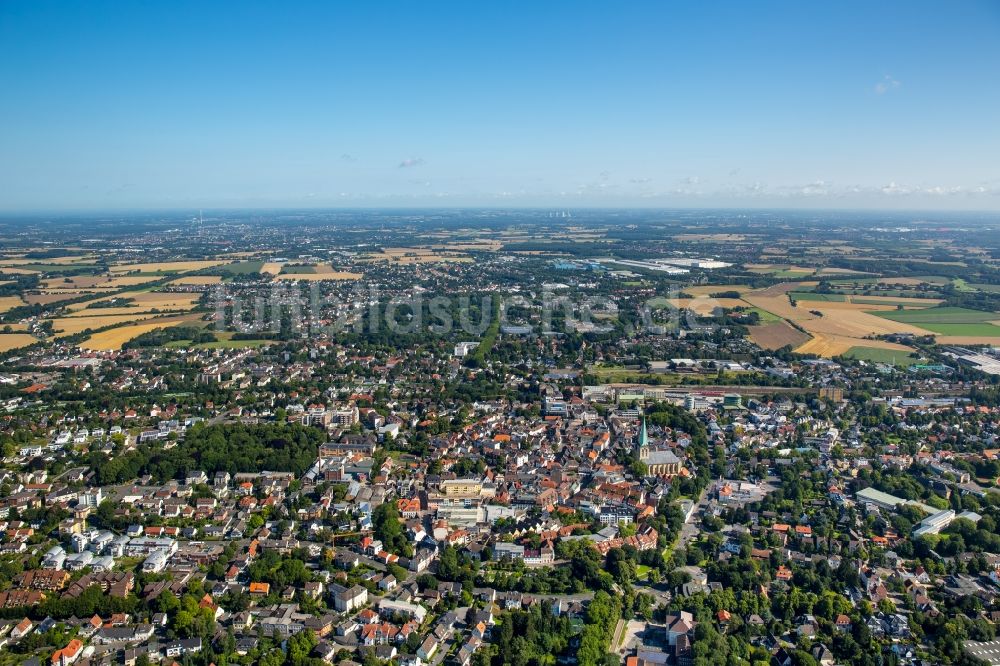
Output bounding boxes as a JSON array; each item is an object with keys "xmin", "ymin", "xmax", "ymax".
[
  {"xmin": 628, "ymin": 485, "xmax": 714, "ymax": 608},
  {"xmin": 675, "ymin": 484, "xmax": 712, "ymax": 552}
]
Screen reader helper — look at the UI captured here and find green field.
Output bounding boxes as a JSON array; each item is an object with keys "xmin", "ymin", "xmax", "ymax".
[
  {"xmin": 951, "ymin": 278, "xmax": 977, "ymax": 293},
  {"xmin": 875, "ymin": 306, "xmax": 998, "ymax": 323},
  {"xmin": 788, "ymin": 292, "xmax": 846, "ymax": 302},
  {"xmin": 871, "ymin": 306, "xmax": 1000, "ymax": 335},
  {"xmin": 842, "ymin": 346, "xmax": 918, "ymax": 367},
  {"xmin": 829, "ymin": 288, "xmax": 932, "ymax": 298},
  {"xmin": 912, "ymin": 323, "xmax": 1000, "ymax": 336},
  {"xmin": 910, "ymin": 275, "xmax": 953, "ymax": 285},
  {"xmin": 165, "ymin": 332, "xmax": 272, "ymax": 350},
  {"xmin": 829, "ymin": 277, "xmax": 879, "ymax": 286},
  {"xmin": 741, "ymin": 306, "xmax": 781, "ymax": 323},
  {"xmin": 587, "ymin": 365, "xmax": 662, "ymax": 383},
  {"xmin": 20, "ymin": 263, "xmax": 102, "ymax": 273},
  {"xmin": 166, "ymin": 338, "xmax": 271, "ymax": 350},
  {"xmin": 849, "ymin": 298, "xmax": 937, "ymax": 308}
]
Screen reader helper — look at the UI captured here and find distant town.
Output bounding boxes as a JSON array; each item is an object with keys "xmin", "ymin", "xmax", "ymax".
[{"xmin": 0, "ymin": 210, "xmax": 1000, "ymax": 666}]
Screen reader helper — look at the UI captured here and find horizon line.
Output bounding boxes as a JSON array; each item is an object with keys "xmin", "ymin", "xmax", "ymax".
[{"xmin": 2, "ymin": 204, "xmax": 1000, "ymax": 217}]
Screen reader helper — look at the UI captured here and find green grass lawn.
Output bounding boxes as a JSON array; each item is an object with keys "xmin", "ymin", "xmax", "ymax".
[
  {"xmin": 849, "ymin": 298, "xmax": 937, "ymax": 307},
  {"xmin": 830, "ymin": 288, "xmax": 935, "ymax": 298},
  {"xmin": 587, "ymin": 365, "xmax": 663, "ymax": 383},
  {"xmin": 788, "ymin": 292, "xmax": 846, "ymax": 302},
  {"xmin": 829, "ymin": 277, "xmax": 880, "ymax": 286},
  {"xmin": 913, "ymin": 323, "xmax": 1000, "ymax": 336},
  {"xmin": 20, "ymin": 263, "xmax": 102, "ymax": 273},
  {"xmin": 842, "ymin": 346, "xmax": 917, "ymax": 367},
  {"xmin": 874, "ymin": 306, "xmax": 998, "ymax": 323},
  {"xmin": 190, "ymin": 338, "xmax": 273, "ymax": 349},
  {"xmin": 742, "ymin": 306, "xmax": 782, "ymax": 323},
  {"xmin": 871, "ymin": 306, "xmax": 1000, "ymax": 335},
  {"xmin": 951, "ymin": 278, "xmax": 977, "ymax": 292},
  {"xmin": 165, "ymin": 331, "xmax": 272, "ymax": 349}
]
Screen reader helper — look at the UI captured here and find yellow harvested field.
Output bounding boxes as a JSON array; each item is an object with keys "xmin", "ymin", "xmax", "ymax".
[
  {"xmin": 41, "ymin": 276, "xmax": 109, "ymax": 289},
  {"xmin": 936, "ymin": 336, "xmax": 1000, "ymax": 345},
  {"xmin": 745, "ymin": 294, "xmax": 931, "ymax": 337},
  {"xmin": 103, "ymin": 276, "xmax": 160, "ymax": 287},
  {"xmin": 24, "ymin": 293, "xmax": 90, "ymax": 305},
  {"xmin": 129, "ymin": 292, "xmax": 200, "ymax": 308},
  {"xmin": 683, "ymin": 284, "xmax": 748, "ymax": 297},
  {"xmin": 260, "ymin": 262, "xmax": 283, "ymax": 275},
  {"xmin": 50, "ymin": 314, "xmax": 164, "ymax": 335},
  {"xmin": 168, "ymin": 275, "xmax": 222, "ymax": 285},
  {"xmin": 65, "ymin": 305, "xmax": 192, "ymax": 317},
  {"xmin": 742, "ymin": 281, "xmax": 925, "ymax": 358},
  {"xmin": 667, "ymin": 298, "xmax": 748, "ymax": 315},
  {"xmin": 110, "ymin": 260, "xmax": 226, "ymax": 274},
  {"xmin": 0, "ymin": 267, "xmax": 39, "ymax": 275},
  {"xmin": 68, "ymin": 292, "xmax": 200, "ymax": 312},
  {"xmin": 795, "ymin": 333, "xmax": 913, "ymax": 357},
  {"xmin": 80, "ymin": 315, "xmax": 201, "ymax": 350},
  {"xmin": 0, "ymin": 334, "xmax": 39, "ymax": 352},
  {"xmin": 43, "ymin": 275, "xmax": 161, "ymax": 291},
  {"xmin": 0, "ymin": 296, "xmax": 26, "ymax": 313},
  {"xmin": 0, "ymin": 254, "xmax": 97, "ymax": 266}
]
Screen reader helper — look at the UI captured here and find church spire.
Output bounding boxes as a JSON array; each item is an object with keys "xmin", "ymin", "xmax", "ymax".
[{"xmin": 639, "ymin": 414, "xmax": 648, "ymax": 449}]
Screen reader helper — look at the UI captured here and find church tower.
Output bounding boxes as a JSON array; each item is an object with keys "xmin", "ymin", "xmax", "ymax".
[{"xmin": 637, "ymin": 412, "xmax": 649, "ymax": 461}]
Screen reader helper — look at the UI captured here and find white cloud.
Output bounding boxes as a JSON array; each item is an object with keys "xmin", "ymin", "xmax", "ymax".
[
  {"xmin": 398, "ymin": 158, "xmax": 425, "ymax": 168},
  {"xmin": 875, "ymin": 74, "xmax": 901, "ymax": 95}
]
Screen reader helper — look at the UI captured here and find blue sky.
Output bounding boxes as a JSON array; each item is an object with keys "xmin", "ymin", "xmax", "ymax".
[{"xmin": 1, "ymin": 1, "xmax": 999, "ymax": 211}]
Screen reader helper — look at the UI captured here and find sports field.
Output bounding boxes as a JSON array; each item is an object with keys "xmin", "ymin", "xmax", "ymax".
[{"xmin": 842, "ymin": 346, "xmax": 917, "ymax": 367}]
